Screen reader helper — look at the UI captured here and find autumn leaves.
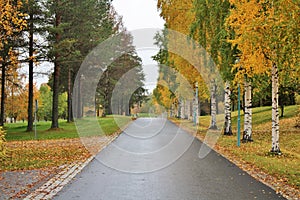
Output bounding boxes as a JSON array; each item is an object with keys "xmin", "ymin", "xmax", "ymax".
[{"xmin": 154, "ymin": 0, "xmax": 299, "ymax": 153}]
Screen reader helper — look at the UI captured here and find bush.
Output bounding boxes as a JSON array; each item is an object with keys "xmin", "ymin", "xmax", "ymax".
[{"xmin": 0, "ymin": 127, "xmax": 6, "ymax": 160}]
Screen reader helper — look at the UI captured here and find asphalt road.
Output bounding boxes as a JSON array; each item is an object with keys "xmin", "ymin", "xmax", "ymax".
[{"xmin": 55, "ymin": 118, "xmax": 285, "ymax": 200}]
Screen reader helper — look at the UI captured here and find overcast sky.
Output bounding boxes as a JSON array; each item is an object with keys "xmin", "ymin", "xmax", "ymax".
[
  {"xmin": 112, "ymin": 0, "xmax": 164, "ymax": 30},
  {"xmin": 113, "ymin": 0, "xmax": 165, "ymax": 92}
]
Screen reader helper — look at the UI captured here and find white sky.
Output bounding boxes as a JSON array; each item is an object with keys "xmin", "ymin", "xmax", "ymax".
[
  {"xmin": 112, "ymin": 0, "xmax": 164, "ymax": 31},
  {"xmin": 113, "ymin": 0, "xmax": 165, "ymax": 92}
]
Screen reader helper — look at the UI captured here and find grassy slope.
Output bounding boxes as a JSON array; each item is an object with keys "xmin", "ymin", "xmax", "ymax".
[{"xmin": 172, "ymin": 105, "xmax": 300, "ymax": 191}]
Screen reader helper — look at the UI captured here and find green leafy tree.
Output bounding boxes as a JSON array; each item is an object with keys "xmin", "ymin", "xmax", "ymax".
[
  {"xmin": 46, "ymin": 0, "xmax": 115, "ymax": 125},
  {"xmin": 190, "ymin": 0, "xmax": 235, "ymax": 132},
  {"xmin": 38, "ymin": 84, "xmax": 52, "ymax": 121},
  {"xmin": 97, "ymin": 30, "xmax": 146, "ymax": 116}
]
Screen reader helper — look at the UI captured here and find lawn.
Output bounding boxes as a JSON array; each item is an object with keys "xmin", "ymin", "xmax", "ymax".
[
  {"xmin": 0, "ymin": 115, "xmax": 132, "ymax": 171},
  {"xmin": 137, "ymin": 112, "xmax": 159, "ymax": 118},
  {"xmin": 171, "ymin": 105, "xmax": 300, "ymax": 192},
  {"xmin": 4, "ymin": 115, "xmax": 131, "ymax": 141}
]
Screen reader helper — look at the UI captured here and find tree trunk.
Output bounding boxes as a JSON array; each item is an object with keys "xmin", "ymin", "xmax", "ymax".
[
  {"xmin": 0, "ymin": 64, "xmax": 6, "ymax": 126},
  {"xmin": 188, "ymin": 100, "xmax": 192, "ymax": 121},
  {"xmin": 180, "ymin": 99, "xmax": 185, "ymax": 119},
  {"xmin": 67, "ymin": 67, "xmax": 73, "ymax": 122},
  {"xmin": 209, "ymin": 81, "xmax": 217, "ymax": 129},
  {"xmin": 271, "ymin": 63, "xmax": 281, "ymax": 154},
  {"xmin": 51, "ymin": 12, "xmax": 61, "ymax": 129},
  {"xmin": 194, "ymin": 83, "xmax": 199, "ymax": 125},
  {"xmin": 224, "ymin": 81, "xmax": 232, "ymax": 135},
  {"xmin": 242, "ymin": 79, "xmax": 253, "ymax": 142},
  {"xmin": 27, "ymin": 12, "xmax": 34, "ymax": 131}
]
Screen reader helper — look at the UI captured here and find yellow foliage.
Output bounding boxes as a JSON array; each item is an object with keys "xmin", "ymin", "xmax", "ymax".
[
  {"xmin": 0, "ymin": 0, "xmax": 27, "ymax": 51},
  {"xmin": 0, "ymin": 127, "xmax": 6, "ymax": 160},
  {"xmin": 6, "ymin": 83, "xmax": 41, "ymax": 121},
  {"xmin": 226, "ymin": 0, "xmax": 299, "ymax": 83},
  {"xmin": 157, "ymin": 0, "xmax": 209, "ymax": 102}
]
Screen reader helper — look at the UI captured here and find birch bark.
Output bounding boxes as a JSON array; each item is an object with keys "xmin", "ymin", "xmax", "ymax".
[
  {"xmin": 242, "ymin": 79, "xmax": 253, "ymax": 142},
  {"xmin": 209, "ymin": 82, "xmax": 218, "ymax": 129},
  {"xmin": 271, "ymin": 63, "xmax": 281, "ymax": 153},
  {"xmin": 224, "ymin": 81, "xmax": 232, "ymax": 135}
]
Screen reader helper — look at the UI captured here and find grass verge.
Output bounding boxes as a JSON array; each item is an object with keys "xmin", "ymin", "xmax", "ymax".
[
  {"xmin": 171, "ymin": 105, "xmax": 300, "ymax": 195},
  {"xmin": 0, "ymin": 115, "xmax": 131, "ymax": 171},
  {"xmin": 4, "ymin": 115, "xmax": 131, "ymax": 141}
]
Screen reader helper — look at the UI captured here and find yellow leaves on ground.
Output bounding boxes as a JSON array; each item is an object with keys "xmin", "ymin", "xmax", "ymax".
[{"xmin": 0, "ymin": 139, "xmax": 91, "ymax": 171}]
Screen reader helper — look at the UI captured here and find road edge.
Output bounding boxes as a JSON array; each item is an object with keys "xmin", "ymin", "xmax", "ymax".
[
  {"xmin": 24, "ymin": 119, "xmax": 133, "ymax": 200},
  {"xmin": 169, "ymin": 118, "xmax": 299, "ymax": 200}
]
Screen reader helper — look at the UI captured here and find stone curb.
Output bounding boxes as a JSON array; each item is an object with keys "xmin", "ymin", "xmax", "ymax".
[{"xmin": 23, "ymin": 135, "xmax": 118, "ymax": 200}]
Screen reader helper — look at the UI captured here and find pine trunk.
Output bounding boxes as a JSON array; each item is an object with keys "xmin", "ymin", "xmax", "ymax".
[
  {"xmin": 271, "ymin": 63, "xmax": 281, "ymax": 154},
  {"xmin": 224, "ymin": 81, "xmax": 232, "ymax": 135},
  {"xmin": 67, "ymin": 67, "xmax": 73, "ymax": 122},
  {"xmin": 51, "ymin": 12, "xmax": 61, "ymax": 129},
  {"xmin": 242, "ymin": 79, "xmax": 253, "ymax": 142},
  {"xmin": 27, "ymin": 12, "xmax": 34, "ymax": 131},
  {"xmin": 209, "ymin": 82, "xmax": 218, "ymax": 129}
]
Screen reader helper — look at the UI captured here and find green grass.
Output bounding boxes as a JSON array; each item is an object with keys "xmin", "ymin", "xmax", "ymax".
[
  {"xmin": 171, "ymin": 105, "xmax": 300, "ymax": 191},
  {"xmin": 137, "ymin": 112, "xmax": 159, "ymax": 118},
  {"xmin": 230, "ymin": 105, "xmax": 299, "ymax": 129},
  {"xmin": 4, "ymin": 115, "xmax": 132, "ymax": 141},
  {"xmin": 1, "ymin": 115, "xmax": 132, "ymax": 171}
]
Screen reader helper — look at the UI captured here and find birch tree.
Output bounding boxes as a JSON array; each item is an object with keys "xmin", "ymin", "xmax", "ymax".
[
  {"xmin": 156, "ymin": 0, "xmax": 209, "ymax": 121},
  {"xmin": 224, "ymin": 81, "xmax": 232, "ymax": 135},
  {"xmin": 191, "ymin": 0, "xmax": 235, "ymax": 131},
  {"xmin": 243, "ymin": 78, "xmax": 253, "ymax": 142},
  {"xmin": 226, "ymin": 0, "xmax": 299, "ymax": 153}
]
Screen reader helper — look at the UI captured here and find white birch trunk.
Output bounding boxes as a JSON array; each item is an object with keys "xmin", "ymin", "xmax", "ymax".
[
  {"xmin": 194, "ymin": 96, "xmax": 199, "ymax": 125},
  {"xmin": 243, "ymin": 79, "xmax": 253, "ymax": 142},
  {"xmin": 224, "ymin": 81, "xmax": 232, "ymax": 135},
  {"xmin": 186, "ymin": 100, "xmax": 189, "ymax": 120},
  {"xmin": 180, "ymin": 99, "xmax": 185, "ymax": 119},
  {"xmin": 271, "ymin": 63, "xmax": 281, "ymax": 153},
  {"xmin": 209, "ymin": 82, "xmax": 218, "ymax": 129},
  {"xmin": 184, "ymin": 100, "xmax": 189, "ymax": 119},
  {"xmin": 188, "ymin": 101, "xmax": 193, "ymax": 121}
]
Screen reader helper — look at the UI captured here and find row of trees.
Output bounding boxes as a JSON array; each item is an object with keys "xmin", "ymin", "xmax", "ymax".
[
  {"xmin": 153, "ymin": 0, "xmax": 299, "ymax": 153},
  {"xmin": 4, "ymin": 83, "xmax": 67, "ymax": 123},
  {"xmin": 0, "ymin": 0, "xmax": 146, "ymax": 131}
]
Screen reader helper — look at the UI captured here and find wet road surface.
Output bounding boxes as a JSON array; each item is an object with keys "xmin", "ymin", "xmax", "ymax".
[{"xmin": 54, "ymin": 118, "xmax": 285, "ymax": 200}]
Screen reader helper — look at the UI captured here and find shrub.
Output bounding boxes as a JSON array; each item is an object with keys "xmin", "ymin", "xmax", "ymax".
[{"xmin": 0, "ymin": 127, "xmax": 6, "ymax": 160}]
